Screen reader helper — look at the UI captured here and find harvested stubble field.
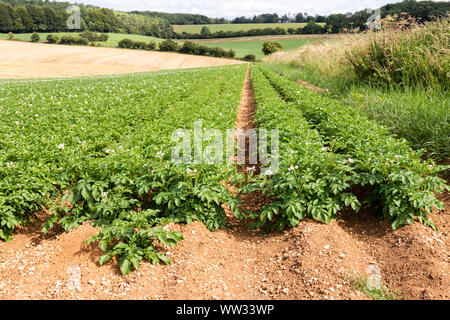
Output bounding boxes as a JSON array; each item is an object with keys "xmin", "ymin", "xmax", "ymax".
[
  {"xmin": 0, "ymin": 40, "xmax": 243, "ymax": 79},
  {"xmin": 0, "ymin": 57, "xmax": 448, "ymax": 300}
]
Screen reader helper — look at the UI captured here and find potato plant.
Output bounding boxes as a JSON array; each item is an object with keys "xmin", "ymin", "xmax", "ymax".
[{"xmin": 255, "ymin": 65, "xmax": 448, "ymax": 229}]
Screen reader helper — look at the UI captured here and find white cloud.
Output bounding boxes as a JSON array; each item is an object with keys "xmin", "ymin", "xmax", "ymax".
[{"xmin": 62, "ymin": 0, "xmax": 411, "ymax": 18}]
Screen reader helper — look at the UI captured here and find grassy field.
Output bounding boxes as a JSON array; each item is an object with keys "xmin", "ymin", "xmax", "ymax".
[
  {"xmin": 198, "ymin": 38, "xmax": 318, "ymax": 59},
  {"xmin": 173, "ymin": 23, "xmax": 311, "ymax": 33},
  {"xmin": 0, "ymin": 32, "xmax": 165, "ymax": 47}
]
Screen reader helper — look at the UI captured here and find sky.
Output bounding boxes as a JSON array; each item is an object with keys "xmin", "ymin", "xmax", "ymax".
[{"xmin": 63, "ymin": 0, "xmax": 411, "ymax": 18}]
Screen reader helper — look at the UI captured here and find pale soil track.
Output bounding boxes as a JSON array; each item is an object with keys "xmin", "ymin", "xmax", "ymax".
[
  {"xmin": 0, "ymin": 68, "xmax": 448, "ymax": 300},
  {"xmin": 0, "ymin": 40, "xmax": 243, "ymax": 79}
]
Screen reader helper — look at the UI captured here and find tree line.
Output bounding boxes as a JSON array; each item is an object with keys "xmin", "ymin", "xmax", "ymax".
[
  {"xmin": 174, "ymin": 21, "xmax": 326, "ymax": 39},
  {"xmin": 0, "ymin": 0, "xmax": 174, "ymax": 37}
]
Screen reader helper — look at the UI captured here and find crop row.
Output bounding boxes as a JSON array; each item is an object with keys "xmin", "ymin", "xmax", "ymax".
[
  {"xmin": 245, "ymin": 67, "xmax": 360, "ymax": 231},
  {"xmin": 0, "ymin": 65, "xmax": 247, "ymax": 274},
  {"xmin": 252, "ymin": 65, "xmax": 447, "ymax": 230}
]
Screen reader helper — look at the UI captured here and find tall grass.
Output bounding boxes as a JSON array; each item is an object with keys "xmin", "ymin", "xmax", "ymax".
[{"xmin": 263, "ymin": 17, "xmax": 450, "ymax": 162}]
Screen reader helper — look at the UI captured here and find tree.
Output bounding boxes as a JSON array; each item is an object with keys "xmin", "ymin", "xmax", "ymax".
[
  {"xmin": 243, "ymin": 54, "xmax": 256, "ymax": 61},
  {"xmin": 262, "ymin": 41, "xmax": 283, "ymax": 55},
  {"xmin": 180, "ymin": 41, "xmax": 199, "ymax": 54},
  {"xmin": 280, "ymin": 14, "xmax": 290, "ymax": 23},
  {"xmin": 296, "ymin": 12, "xmax": 307, "ymax": 23},
  {"xmin": 31, "ymin": 32, "xmax": 40, "ymax": 42},
  {"xmin": 200, "ymin": 26, "xmax": 212, "ymax": 38},
  {"xmin": 302, "ymin": 21, "xmax": 326, "ymax": 34},
  {"xmin": 316, "ymin": 15, "xmax": 326, "ymax": 23}
]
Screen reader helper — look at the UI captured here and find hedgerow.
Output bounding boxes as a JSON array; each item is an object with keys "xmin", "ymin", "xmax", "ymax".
[{"xmin": 118, "ymin": 38, "xmax": 156, "ymax": 50}]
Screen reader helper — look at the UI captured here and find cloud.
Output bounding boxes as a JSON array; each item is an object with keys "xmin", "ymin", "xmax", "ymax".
[{"xmin": 62, "ymin": 0, "xmax": 407, "ymax": 18}]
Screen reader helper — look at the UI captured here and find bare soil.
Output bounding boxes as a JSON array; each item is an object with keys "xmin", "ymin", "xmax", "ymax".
[
  {"xmin": 0, "ymin": 66, "xmax": 448, "ymax": 300},
  {"xmin": 0, "ymin": 40, "xmax": 243, "ymax": 79}
]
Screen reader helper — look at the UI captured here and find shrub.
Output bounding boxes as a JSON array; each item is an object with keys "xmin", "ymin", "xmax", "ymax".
[
  {"xmin": 31, "ymin": 32, "xmax": 40, "ymax": 42},
  {"xmin": 159, "ymin": 39, "xmax": 180, "ymax": 52},
  {"xmin": 226, "ymin": 49, "xmax": 236, "ymax": 58},
  {"xmin": 180, "ymin": 41, "xmax": 199, "ymax": 55},
  {"xmin": 262, "ymin": 41, "xmax": 283, "ymax": 55},
  {"xmin": 208, "ymin": 47, "xmax": 230, "ymax": 58},
  {"xmin": 46, "ymin": 34, "xmax": 59, "ymax": 44},
  {"xmin": 99, "ymin": 33, "xmax": 109, "ymax": 42},
  {"xmin": 79, "ymin": 31, "xmax": 93, "ymax": 41},
  {"xmin": 79, "ymin": 31, "xmax": 109, "ymax": 42},
  {"xmin": 8, "ymin": 32, "xmax": 13, "ymax": 40},
  {"xmin": 198, "ymin": 45, "xmax": 210, "ymax": 56},
  {"xmin": 131, "ymin": 41, "xmax": 147, "ymax": 50},
  {"xmin": 243, "ymin": 54, "xmax": 256, "ymax": 62},
  {"xmin": 302, "ymin": 21, "xmax": 326, "ymax": 34},
  {"xmin": 59, "ymin": 35, "xmax": 88, "ymax": 45}
]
